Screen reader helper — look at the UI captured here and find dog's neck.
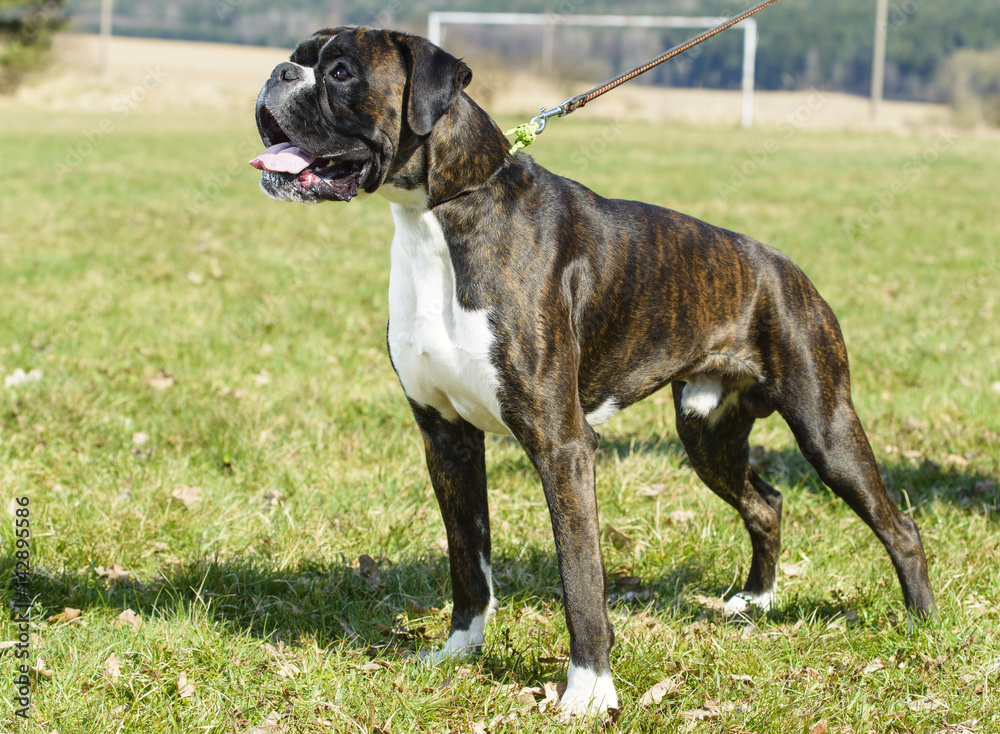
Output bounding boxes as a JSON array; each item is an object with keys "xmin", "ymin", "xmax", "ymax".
[
  {"xmin": 379, "ymin": 95, "xmax": 512, "ymax": 210},
  {"xmin": 425, "ymin": 94, "xmax": 510, "ymax": 208}
]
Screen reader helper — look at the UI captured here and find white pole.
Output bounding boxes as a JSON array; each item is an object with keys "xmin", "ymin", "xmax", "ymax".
[
  {"xmin": 427, "ymin": 12, "xmax": 442, "ymax": 46},
  {"xmin": 425, "ymin": 12, "xmax": 758, "ymax": 126},
  {"xmin": 100, "ymin": 0, "xmax": 113, "ymax": 78},
  {"xmin": 541, "ymin": 14, "xmax": 555, "ymax": 77},
  {"xmin": 871, "ymin": 0, "xmax": 888, "ymax": 121},
  {"xmin": 740, "ymin": 19, "xmax": 757, "ymax": 128}
]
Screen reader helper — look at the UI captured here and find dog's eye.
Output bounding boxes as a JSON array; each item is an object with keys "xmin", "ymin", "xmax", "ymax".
[{"xmin": 330, "ymin": 66, "xmax": 351, "ymax": 82}]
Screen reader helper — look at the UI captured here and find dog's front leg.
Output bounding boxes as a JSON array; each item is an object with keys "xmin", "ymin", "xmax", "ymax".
[
  {"xmin": 411, "ymin": 403, "xmax": 498, "ymax": 662},
  {"xmin": 512, "ymin": 414, "xmax": 619, "ymax": 718}
]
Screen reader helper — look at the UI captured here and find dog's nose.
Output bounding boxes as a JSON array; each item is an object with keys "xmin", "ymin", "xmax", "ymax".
[{"xmin": 272, "ymin": 62, "xmax": 302, "ymax": 83}]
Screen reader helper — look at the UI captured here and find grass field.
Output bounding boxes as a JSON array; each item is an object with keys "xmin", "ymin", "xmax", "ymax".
[{"xmin": 1, "ymin": 105, "xmax": 998, "ymax": 733}]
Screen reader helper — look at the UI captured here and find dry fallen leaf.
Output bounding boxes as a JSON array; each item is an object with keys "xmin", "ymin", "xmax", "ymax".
[
  {"xmin": 239, "ymin": 710, "xmax": 285, "ymax": 734},
  {"xmin": 132, "ymin": 431, "xmax": 151, "ymax": 446},
  {"xmin": 544, "ymin": 681, "xmax": 565, "ymax": 701},
  {"xmin": 357, "ymin": 661, "xmax": 390, "ymax": 672},
  {"xmin": 146, "ymin": 370, "xmax": 177, "ymax": 391},
  {"xmin": 639, "ymin": 483, "xmax": 668, "ymax": 497},
  {"xmin": 780, "ymin": 561, "xmax": 807, "ymax": 577},
  {"xmin": 681, "ymin": 699, "xmax": 721, "ymax": 721},
  {"xmin": 640, "ymin": 676, "xmax": 679, "ymax": 706},
  {"xmin": 613, "ymin": 575, "xmax": 643, "ymax": 592},
  {"xmin": 603, "ymin": 524, "xmax": 633, "ymax": 552},
  {"xmin": 863, "ymin": 659, "xmax": 886, "ymax": 674},
  {"xmin": 176, "ymin": 673, "xmax": 195, "ymax": 699},
  {"xmin": 260, "ymin": 488, "xmax": 285, "ymax": 509},
  {"xmin": 693, "ymin": 594, "xmax": 726, "ymax": 612},
  {"xmin": 543, "ymin": 680, "xmax": 567, "ymax": 712},
  {"xmin": 933, "ymin": 719, "xmax": 981, "ymax": 734},
  {"xmin": 355, "ymin": 555, "xmax": 382, "ymax": 591},
  {"xmin": 115, "ymin": 609, "xmax": 142, "ymax": 630},
  {"xmin": 46, "ymin": 608, "xmax": 83, "ymax": 625},
  {"xmin": 517, "ymin": 685, "xmax": 545, "ymax": 704},
  {"xmin": 488, "ymin": 711, "xmax": 519, "ymax": 728},
  {"xmin": 30, "ymin": 657, "xmax": 54, "ymax": 680},
  {"xmin": 171, "ymin": 485, "xmax": 202, "ymax": 508},
  {"xmin": 907, "ymin": 696, "xmax": 947, "ymax": 712},
  {"xmin": 669, "ymin": 510, "xmax": 696, "ymax": 524},
  {"xmin": 104, "ymin": 653, "xmax": 121, "ymax": 681},
  {"xmin": 809, "ymin": 720, "xmax": 829, "ymax": 734},
  {"xmin": 471, "ymin": 722, "xmax": 488, "ymax": 734},
  {"xmin": 276, "ymin": 661, "xmax": 300, "ymax": 678},
  {"xmin": 95, "ymin": 563, "xmax": 131, "ymax": 583}
]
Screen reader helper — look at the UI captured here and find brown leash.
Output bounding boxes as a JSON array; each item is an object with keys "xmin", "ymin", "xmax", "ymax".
[{"xmin": 504, "ymin": 0, "xmax": 784, "ymax": 153}]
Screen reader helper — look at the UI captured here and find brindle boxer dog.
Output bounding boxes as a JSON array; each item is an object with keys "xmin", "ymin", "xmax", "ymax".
[{"xmin": 250, "ymin": 27, "xmax": 937, "ymax": 717}]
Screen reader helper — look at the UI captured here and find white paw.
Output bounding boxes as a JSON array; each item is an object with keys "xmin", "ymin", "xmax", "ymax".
[
  {"xmin": 421, "ymin": 599, "xmax": 497, "ymax": 665},
  {"xmin": 422, "ymin": 624, "xmax": 484, "ymax": 665},
  {"xmin": 723, "ymin": 589, "xmax": 775, "ymax": 616},
  {"xmin": 558, "ymin": 664, "xmax": 618, "ymax": 719}
]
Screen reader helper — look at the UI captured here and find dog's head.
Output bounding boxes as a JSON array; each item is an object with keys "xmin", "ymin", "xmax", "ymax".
[{"xmin": 251, "ymin": 27, "xmax": 472, "ymax": 203}]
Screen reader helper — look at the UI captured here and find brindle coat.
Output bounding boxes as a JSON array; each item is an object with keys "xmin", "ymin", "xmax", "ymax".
[{"xmin": 253, "ymin": 27, "xmax": 937, "ymax": 716}]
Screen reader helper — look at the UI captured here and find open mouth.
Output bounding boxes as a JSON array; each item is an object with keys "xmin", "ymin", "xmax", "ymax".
[{"xmin": 250, "ymin": 107, "xmax": 368, "ymax": 202}]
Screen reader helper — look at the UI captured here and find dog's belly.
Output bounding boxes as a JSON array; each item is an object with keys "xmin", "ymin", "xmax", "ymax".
[{"xmin": 387, "ymin": 204, "xmax": 511, "ymax": 435}]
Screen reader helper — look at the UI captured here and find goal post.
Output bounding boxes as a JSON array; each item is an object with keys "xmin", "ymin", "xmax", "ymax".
[{"xmin": 427, "ymin": 12, "xmax": 758, "ymax": 128}]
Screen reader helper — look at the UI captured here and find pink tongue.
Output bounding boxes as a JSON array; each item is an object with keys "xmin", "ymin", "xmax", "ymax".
[{"xmin": 249, "ymin": 142, "xmax": 315, "ymax": 174}]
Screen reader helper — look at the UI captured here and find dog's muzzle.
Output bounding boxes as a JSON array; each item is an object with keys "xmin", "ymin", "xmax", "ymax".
[{"xmin": 251, "ymin": 90, "xmax": 371, "ymax": 203}]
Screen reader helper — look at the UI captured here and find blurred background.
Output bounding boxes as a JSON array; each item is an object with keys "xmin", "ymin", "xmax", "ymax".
[{"xmin": 2, "ymin": 0, "xmax": 999, "ymax": 131}]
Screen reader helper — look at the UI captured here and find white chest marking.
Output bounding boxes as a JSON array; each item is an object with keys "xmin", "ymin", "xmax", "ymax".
[{"xmin": 385, "ymin": 201, "xmax": 510, "ymax": 435}]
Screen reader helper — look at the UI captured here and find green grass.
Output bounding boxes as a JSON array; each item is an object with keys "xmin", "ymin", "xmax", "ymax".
[{"xmin": 1, "ymin": 105, "xmax": 998, "ymax": 733}]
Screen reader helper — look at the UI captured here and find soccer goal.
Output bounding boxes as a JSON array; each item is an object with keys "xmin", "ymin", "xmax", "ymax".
[{"xmin": 427, "ymin": 12, "xmax": 759, "ymax": 128}]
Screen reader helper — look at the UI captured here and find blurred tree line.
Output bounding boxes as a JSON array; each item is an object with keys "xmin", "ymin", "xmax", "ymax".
[
  {"xmin": 44, "ymin": 0, "xmax": 1000, "ymax": 110},
  {"xmin": 0, "ymin": 0, "xmax": 66, "ymax": 92}
]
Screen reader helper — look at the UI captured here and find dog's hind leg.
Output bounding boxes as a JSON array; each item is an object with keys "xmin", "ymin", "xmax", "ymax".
[
  {"xmin": 775, "ymin": 377, "xmax": 938, "ymax": 622},
  {"xmin": 672, "ymin": 380, "xmax": 783, "ymax": 615},
  {"xmin": 411, "ymin": 403, "xmax": 498, "ymax": 662}
]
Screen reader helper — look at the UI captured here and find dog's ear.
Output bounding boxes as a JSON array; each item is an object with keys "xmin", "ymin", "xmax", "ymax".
[{"xmin": 399, "ymin": 35, "xmax": 472, "ymax": 137}]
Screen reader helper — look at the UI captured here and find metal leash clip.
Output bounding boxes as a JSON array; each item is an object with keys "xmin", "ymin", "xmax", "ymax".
[{"xmin": 529, "ymin": 97, "xmax": 575, "ymax": 133}]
